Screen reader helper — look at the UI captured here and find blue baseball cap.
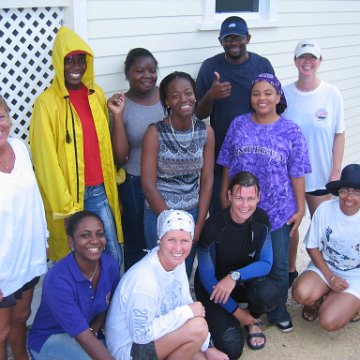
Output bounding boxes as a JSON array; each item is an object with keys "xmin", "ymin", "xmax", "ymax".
[{"xmin": 219, "ymin": 17, "xmax": 249, "ymax": 40}]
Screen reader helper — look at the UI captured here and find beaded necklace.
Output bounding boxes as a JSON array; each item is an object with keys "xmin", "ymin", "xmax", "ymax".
[{"xmin": 168, "ymin": 115, "xmax": 195, "ymax": 150}]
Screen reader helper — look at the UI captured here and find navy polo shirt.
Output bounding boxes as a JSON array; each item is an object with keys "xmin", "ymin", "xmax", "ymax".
[{"xmin": 28, "ymin": 252, "xmax": 120, "ymax": 353}]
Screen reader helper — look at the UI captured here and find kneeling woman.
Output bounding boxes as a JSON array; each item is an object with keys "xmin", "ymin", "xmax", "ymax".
[
  {"xmin": 28, "ymin": 211, "xmax": 120, "ymax": 360},
  {"xmin": 292, "ymin": 164, "xmax": 360, "ymax": 331},
  {"xmin": 106, "ymin": 209, "xmax": 228, "ymax": 360},
  {"xmin": 195, "ymin": 172, "xmax": 279, "ymax": 359}
]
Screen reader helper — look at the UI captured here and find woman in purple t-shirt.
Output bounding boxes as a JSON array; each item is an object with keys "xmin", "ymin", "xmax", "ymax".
[{"xmin": 218, "ymin": 73, "xmax": 311, "ymax": 333}]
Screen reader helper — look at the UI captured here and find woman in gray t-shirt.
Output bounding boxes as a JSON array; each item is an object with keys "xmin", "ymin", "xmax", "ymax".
[{"xmin": 109, "ymin": 48, "xmax": 163, "ymax": 271}]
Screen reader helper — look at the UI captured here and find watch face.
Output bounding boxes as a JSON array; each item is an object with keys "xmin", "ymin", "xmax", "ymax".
[{"xmin": 231, "ymin": 271, "xmax": 240, "ymax": 281}]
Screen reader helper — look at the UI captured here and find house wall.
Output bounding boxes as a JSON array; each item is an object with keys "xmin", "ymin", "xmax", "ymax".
[
  {"xmin": 87, "ymin": 0, "xmax": 360, "ymax": 166},
  {"xmin": 2, "ymin": 0, "xmax": 360, "ymax": 165}
]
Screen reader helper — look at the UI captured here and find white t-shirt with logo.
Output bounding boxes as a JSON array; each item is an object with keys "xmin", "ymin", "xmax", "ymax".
[
  {"xmin": 283, "ymin": 81, "xmax": 345, "ymax": 192},
  {"xmin": 306, "ymin": 199, "xmax": 360, "ymax": 278}
]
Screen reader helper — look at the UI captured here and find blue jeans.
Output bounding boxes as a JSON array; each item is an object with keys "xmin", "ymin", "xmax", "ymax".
[
  {"xmin": 267, "ymin": 223, "xmax": 292, "ymax": 324},
  {"xmin": 84, "ymin": 184, "xmax": 123, "ymax": 268},
  {"xmin": 30, "ymin": 333, "xmax": 96, "ymax": 359},
  {"xmin": 119, "ymin": 174, "xmax": 147, "ymax": 271},
  {"xmin": 143, "ymin": 206, "xmax": 198, "ymax": 278}
]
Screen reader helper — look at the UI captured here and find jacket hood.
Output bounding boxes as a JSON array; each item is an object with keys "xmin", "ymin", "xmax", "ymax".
[{"xmin": 52, "ymin": 26, "xmax": 95, "ymax": 96}]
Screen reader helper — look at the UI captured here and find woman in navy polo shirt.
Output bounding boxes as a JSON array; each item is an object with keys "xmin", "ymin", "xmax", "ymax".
[{"xmin": 28, "ymin": 211, "xmax": 120, "ymax": 360}]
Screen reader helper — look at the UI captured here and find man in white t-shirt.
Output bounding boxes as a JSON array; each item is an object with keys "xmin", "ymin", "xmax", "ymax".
[{"xmin": 292, "ymin": 164, "xmax": 360, "ymax": 331}]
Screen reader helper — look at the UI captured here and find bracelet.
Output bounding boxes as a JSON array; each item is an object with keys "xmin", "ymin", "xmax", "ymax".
[{"xmin": 89, "ymin": 327, "xmax": 98, "ymax": 338}]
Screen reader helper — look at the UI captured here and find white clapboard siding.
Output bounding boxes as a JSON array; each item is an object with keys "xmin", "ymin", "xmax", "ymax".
[
  {"xmin": 87, "ymin": 0, "xmax": 202, "ymax": 20},
  {"xmin": 86, "ymin": 0, "xmax": 360, "ymax": 164},
  {"xmin": 3, "ymin": 0, "xmax": 360, "ymax": 164}
]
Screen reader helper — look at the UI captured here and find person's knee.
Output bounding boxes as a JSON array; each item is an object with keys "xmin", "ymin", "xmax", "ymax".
[
  {"xmin": 291, "ymin": 283, "xmax": 303, "ymax": 303},
  {"xmin": 249, "ymin": 279, "xmax": 279, "ymax": 314},
  {"xmin": 187, "ymin": 317, "xmax": 209, "ymax": 344},
  {"xmin": 319, "ymin": 316, "xmax": 340, "ymax": 332},
  {"xmin": 218, "ymin": 327, "xmax": 244, "ymax": 360},
  {"xmin": 319, "ymin": 311, "xmax": 344, "ymax": 332},
  {"xmin": 292, "ymin": 282, "xmax": 313, "ymax": 305}
]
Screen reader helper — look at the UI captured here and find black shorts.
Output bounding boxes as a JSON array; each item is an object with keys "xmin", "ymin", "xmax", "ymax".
[
  {"xmin": 0, "ymin": 276, "xmax": 40, "ymax": 308},
  {"xmin": 306, "ymin": 189, "xmax": 329, "ymax": 196},
  {"xmin": 130, "ymin": 341, "xmax": 158, "ymax": 360}
]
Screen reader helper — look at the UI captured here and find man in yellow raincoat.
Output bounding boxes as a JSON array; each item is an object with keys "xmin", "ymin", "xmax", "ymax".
[{"xmin": 30, "ymin": 26, "xmax": 123, "ymax": 264}]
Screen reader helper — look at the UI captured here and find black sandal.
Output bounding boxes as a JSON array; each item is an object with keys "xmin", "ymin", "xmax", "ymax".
[
  {"xmin": 245, "ymin": 320, "xmax": 266, "ymax": 350},
  {"xmin": 301, "ymin": 306, "xmax": 319, "ymax": 322}
]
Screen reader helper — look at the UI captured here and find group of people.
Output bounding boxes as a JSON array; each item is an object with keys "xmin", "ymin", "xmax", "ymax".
[{"xmin": 1, "ymin": 13, "xmax": 359, "ymax": 360}]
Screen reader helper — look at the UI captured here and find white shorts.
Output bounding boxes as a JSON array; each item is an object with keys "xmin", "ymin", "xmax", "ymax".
[{"xmin": 306, "ymin": 262, "xmax": 360, "ymax": 300}]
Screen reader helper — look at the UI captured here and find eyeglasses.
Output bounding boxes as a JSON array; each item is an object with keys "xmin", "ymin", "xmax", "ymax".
[{"xmin": 338, "ymin": 188, "xmax": 360, "ymax": 199}]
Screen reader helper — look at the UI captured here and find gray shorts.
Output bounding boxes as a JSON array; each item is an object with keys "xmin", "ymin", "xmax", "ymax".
[{"xmin": 130, "ymin": 341, "xmax": 158, "ymax": 359}]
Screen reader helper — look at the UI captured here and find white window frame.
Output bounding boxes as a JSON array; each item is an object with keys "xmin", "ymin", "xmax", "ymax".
[{"xmin": 199, "ymin": 0, "xmax": 278, "ymax": 30}]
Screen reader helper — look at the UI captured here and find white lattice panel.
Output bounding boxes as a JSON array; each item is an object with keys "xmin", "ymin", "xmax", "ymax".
[{"xmin": 0, "ymin": 7, "xmax": 64, "ymax": 143}]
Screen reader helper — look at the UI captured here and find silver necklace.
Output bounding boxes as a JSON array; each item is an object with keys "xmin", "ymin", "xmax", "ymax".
[
  {"xmin": 168, "ymin": 115, "xmax": 195, "ymax": 150},
  {"xmin": 87, "ymin": 262, "xmax": 99, "ymax": 282}
]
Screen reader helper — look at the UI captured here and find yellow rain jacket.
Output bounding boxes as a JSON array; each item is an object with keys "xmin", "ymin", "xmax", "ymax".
[{"xmin": 30, "ymin": 26, "xmax": 123, "ymax": 260}]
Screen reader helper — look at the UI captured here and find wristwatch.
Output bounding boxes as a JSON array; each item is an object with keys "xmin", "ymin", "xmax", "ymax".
[{"xmin": 230, "ymin": 271, "xmax": 241, "ymax": 282}]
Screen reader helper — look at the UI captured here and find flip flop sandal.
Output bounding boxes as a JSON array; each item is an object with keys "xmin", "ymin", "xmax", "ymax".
[
  {"xmin": 351, "ymin": 310, "xmax": 360, "ymax": 322},
  {"xmin": 246, "ymin": 321, "xmax": 266, "ymax": 350},
  {"xmin": 301, "ymin": 306, "xmax": 319, "ymax": 322}
]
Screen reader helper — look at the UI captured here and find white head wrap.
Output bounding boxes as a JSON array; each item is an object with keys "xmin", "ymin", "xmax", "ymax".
[{"xmin": 157, "ymin": 209, "xmax": 195, "ymax": 241}]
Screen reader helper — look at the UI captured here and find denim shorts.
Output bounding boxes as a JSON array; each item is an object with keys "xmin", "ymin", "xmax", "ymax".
[
  {"xmin": 0, "ymin": 276, "xmax": 40, "ymax": 308},
  {"xmin": 130, "ymin": 341, "xmax": 158, "ymax": 359}
]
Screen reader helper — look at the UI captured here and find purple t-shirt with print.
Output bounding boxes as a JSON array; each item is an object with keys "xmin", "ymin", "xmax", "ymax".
[{"xmin": 218, "ymin": 113, "xmax": 311, "ymax": 231}]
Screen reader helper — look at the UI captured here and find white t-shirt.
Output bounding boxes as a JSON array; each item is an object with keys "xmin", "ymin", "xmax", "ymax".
[
  {"xmin": 306, "ymin": 199, "xmax": 360, "ymax": 276},
  {"xmin": 283, "ymin": 81, "xmax": 345, "ymax": 192},
  {"xmin": 0, "ymin": 138, "xmax": 48, "ymax": 296},
  {"xmin": 106, "ymin": 247, "xmax": 209, "ymax": 359}
]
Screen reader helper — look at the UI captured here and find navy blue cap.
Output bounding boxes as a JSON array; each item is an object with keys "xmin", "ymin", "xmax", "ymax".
[{"xmin": 219, "ymin": 17, "xmax": 249, "ymax": 39}]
